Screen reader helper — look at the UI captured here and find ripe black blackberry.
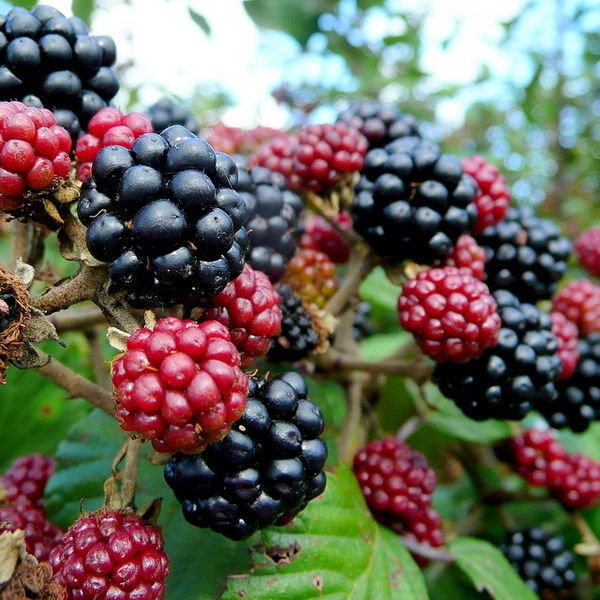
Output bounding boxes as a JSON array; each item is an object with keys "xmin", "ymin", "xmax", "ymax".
[
  {"xmin": 0, "ymin": 5, "xmax": 119, "ymax": 139},
  {"xmin": 352, "ymin": 301, "xmax": 375, "ymax": 342},
  {"xmin": 78, "ymin": 126, "xmax": 249, "ymax": 307},
  {"xmin": 475, "ymin": 206, "xmax": 572, "ymax": 303},
  {"xmin": 0, "ymin": 292, "xmax": 17, "ymax": 332},
  {"xmin": 164, "ymin": 372, "xmax": 327, "ymax": 540},
  {"xmin": 235, "ymin": 159, "xmax": 303, "ymax": 282},
  {"xmin": 147, "ymin": 96, "xmax": 200, "ymax": 135},
  {"xmin": 538, "ymin": 333, "xmax": 600, "ymax": 433},
  {"xmin": 500, "ymin": 529, "xmax": 577, "ymax": 597},
  {"xmin": 336, "ymin": 99, "xmax": 420, "ymax": 148},
  {"xmin": 352, "ymin": 137, "xmax": 478, "ymax": 264},
  {"xmin": 269, "ymin": 284, "xmax": 321, "ymax": 362},
  {"xmin": 434, "ymin": 290, "xmax": 562, "ymax": 421}
]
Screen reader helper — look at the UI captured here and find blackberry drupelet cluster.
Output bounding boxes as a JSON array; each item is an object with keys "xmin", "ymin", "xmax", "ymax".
[
  {"xmin": 550, "ymin": 311, "xmax": 580, "ymax": 381},
  {"xmin": 0, "ymin": 5, "xmax": 119, "ymax": 139},
  {"xmin": 235, "ymin": 161, "xmax": 302, "ymax": 282},
  {"xmin": 575, "ymin": 226, "xmax": 600, "ymax": 277},
  {"xmin": 475, "ymin": 206, "xmax": 572, "ymax": 303},
  {"xmin": 336, "ymin": 99, "xmax": 420, "ymax": 148},
  {"xmin": 501, "ymin": 529, "xmax": 576, "ymax": 597},
  {"xmin": 78, "ymin": 125, "xmax": 250, "ymax": 307},
  {"xmin": 164, "ymin": 372, "xmax": 327, "ymax": 540},
  {"xmin": 268, "ymin": 283, "xmax": 321, "ymax": 362},
  {"xmin": 442, "ymin": 234, "xmax": 486, "ymax": 280},
  {"xmin": 538, "ymin": 333, "xmax": 600, "ymax": 432},
  {"xmin": 434, "ymin": 290, "xmax": 562, "ymax": 421},
  {"xmin": 299, "ymin": 212, "xmax": 352, "ymax": 265},
  {"xmin": 552, "ymin": 279, "xmax": 600, "ymax": 336},
  {"xmin": 352, "ymin": 137, "xmax": 478, "ymax": 264},
  {"xmin": 0, "ymin": 453, "xmax": 54, "ymax": 506},
  {"xmin": 147, "ymin": 96, "xmax": 200, "ymax": 134}
]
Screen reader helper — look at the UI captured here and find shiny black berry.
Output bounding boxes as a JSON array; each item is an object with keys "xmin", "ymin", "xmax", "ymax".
[{"xmin": 147, "ymin": 96, "xmax": 200, "ymax": 134}]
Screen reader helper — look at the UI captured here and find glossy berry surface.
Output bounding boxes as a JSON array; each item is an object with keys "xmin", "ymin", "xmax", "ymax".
[
  {"xmin": 550, "ymin": 311, "xmax": 580, "ymax": 381},
  {"xmin": 336, "ymin": 100, "xmax": 420, "ymax": 149},
  {"xmin": 78, "ymin": 126, "xmax": 249, "ymax": 307},
  {"xmin": 442, "ymin": 234, "xmax": 486, "ymax": 280},
  {"xmin": 475, "ymin": 206, "xmax": 572, "ymax": 303},
  {"xmin": 0, "ymin": 5, "xmax": 119, "ymax": 139},
  {"xmin": 501, "ymin": 529, "xmax": 576, "ymax": 596},
  {"xmin": 235, "ymin": 161, "xmax": 302, "ymax": 282},
  {"xmin": 147, "ymin": 96, "xmax": 199, "ymax": 135},
  {"xmin": 398, "ymin": 267, "xmax": 500, "ymax": 363},
  {"xmin": 199, "ymin": 264, "xmax": 282, "ymax": 368},
  {"xmin": 0, "ymin": 453, "xmax": 55, "ymax": 506},
  {"xmin": 299, "ymin": 212, "xmax": 352, "ymax": 265},
  {"xmin": 352, "ymin": 137, "xmax": 477, "ymax": 264},
  {"xmin": 281, "ymin": 248, "xmax": 338, "ymax": 309},
  {"xmin": 434, "ymin": 290, "xmax": 561, "ymax": 421},
  {"xmin": 268, "ymin": 283, "xmax": 321, "ymax": 362},
  {"xmin": 49, "ymin": 508, "xmax": 169, "ymax": 600},
  {"xmin": 112, "ymin": 317, "xmax": 249, "ymax": 454},
  {"xmin": 164, "ymin": 372, "xmax": 327, "ymax": 540},
  {"xmin": 575, "ymin": 227, "xmax": 600, "ymax": 277},
  {"xmin": 461, "ymin": 155, "xmax": 510, "ymax": 234},
  {"xmin": 75, "ymin": 107, "xmax": 152, "ymax": 180},
  {"xmin": 552, "ymin": 279, "xmax": 600, "ymax": 336},
  {"xmin": 0, "ymin": 101, "xmax": 71, "ymax": 209}
]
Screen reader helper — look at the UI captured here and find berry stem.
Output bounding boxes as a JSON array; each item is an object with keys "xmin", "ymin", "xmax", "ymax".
[
  {"xmin": 57, "ymin": 206, "xmax": 88, "ymax": 260},
  {"xmin": 338, "ymin": 375, "xmax": 368, "ymax": 463},
  {"xmin": 36, "ymin": 351, "xmax": 115, "ymax": 416},
  {"xmin": 399, "ymin": 536, "xmax": 455, "ymax": 563},
  {"xmin": 9, "ymin": 220, "xmax": 33, "ymax": 271},
  {"xmin": 396, "ymin": 416, "xmax": 425, "ymax": 441},
  {"xmin": 49, "ymin": 305, "xmax": 106, "ymax": 332},
  {"xmin": 305, "ymin": 190, "xmax": 364, "ymax": 246},
  {"xmin": 120, "ymin": 437, "xmax": 142, "ymax": 509},
  {"xmin": 94, "ymin": 284, "xmax": 142, "ymax": 334}
]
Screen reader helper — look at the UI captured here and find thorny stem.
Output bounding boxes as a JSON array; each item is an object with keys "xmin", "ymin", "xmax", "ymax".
[
  {"xmin": 120, "ymin": 437, "xmax": 142, "ymax": 509},
  {"xmin": 36, "ymin": 350, "xmax": 115, "ymax": 416},
  {"xmin": 95, "ymin": 283, "xmax": 142, "ymax": 334}
]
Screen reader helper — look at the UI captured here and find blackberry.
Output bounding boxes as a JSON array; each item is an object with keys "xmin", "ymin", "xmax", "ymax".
[
  {"xmin": 0, "ymin": 5, "xmax": 119, "ymax": 139},
  {"xmin": 550, "ymin": 311, "xmax": 580, "ymax": 381},
  {"xmin": 299, "ymin": 212, "xmax": 352, "ymax": 265},
  {"xmin": 538, "ymin": 333, "xmax": 600, "ymax": 432},
  {"xmin": 352, "ymin": 137, "xmax": 478, "ymax": 264},
  {"xmin": 501, "ymin": 529, "xmax": 577, "ymax": 597},
  {"xmin": 235, "ymin": 161, "xmax": 302, "ymax": 282},
  {"xmin": 552, "ymin": 279, "xmax": 600, "ymax": 336},
  {"xmin": 78, "ymin": 126, "xmax": 249, "ymax": 307},
  {"xmin": 442, "ymin": 233, "xmax": 486, "ymax": 280},
  {"xmin": 475, "ymin": 206, "xmax": 572, "ymax": 303},
  {"xmin": 575, "ymin": 227, "xmax": 600, "ymax": 277},
  {"xmin": 434, "ymin": 290, "xmax": 562, "ymax": 421},
  {"xmin": 0, "ymin": 453, "xmax": 55, "ymax": 506},
  {"xmin": 268, "ymin": 284, "xmax": 321, "ymax": 362},
  {"xmin": 352, "ymin": 301, "xmax": 375, "ymax": 342},
  {"xmin": 164, "ymin": 372, "xmax": 327, "ymax": 540},
  {"xmin": 147, "ymin": 96, "xmax": 200, "ymax": 135},
  {"xmin": 336, "ymin": 99, "xmax": 420, "ymax": 148}
]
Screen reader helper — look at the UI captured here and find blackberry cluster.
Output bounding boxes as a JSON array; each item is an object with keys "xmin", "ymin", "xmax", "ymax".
[
  {"xmin": 299, "ymin": 212, "xmax": 352, "ymax": 265},
  {"xmin": 0, "ymin": 453, "xmax": 54, "ymax": 506},
  {"xmin": 235, "ymin": 161, "xmax": 302, "ymax": 282},
  {"xmin": 434, "ymin": 290, "xmax": 562, "ymax": 421},
  {"xmin": 575, "ymin": 226, "xmax": 600, "ymax": 277},
  {"xmin": 501, "ymin": 529, "xmax": 576, "ymax": 597},
  {"xmin": 78, "ymin": 126, "xmax": 249, "ymax": 307},
  {"xmin": 475, "ymin": 206, "xmax": 572, "ymax": 303},
  {"xmin": 550, "ymin": 311, "xmax": 580, "ymax": 381},
  {"xmin": 336, "ymin": 99, "xmax": 420, "ymax": 148},
  {"xmin": 352, "ymin": 137, "xmax": 477, "ymax": 264},
  {"xmin": 0, "ymin": 5, "xmax": 119, "ymax": 139},
  {"xmin": 147, "ymin": 96, "xmax": 200, "ymax": 135},
  {"xmin": 164, "ymin": 372, "xmax": 327, "ymax": 540},
  {"xmin": 269, "ymin": 284, "xmax": 321, "ymax": 362},
  {"xmin": 552, "ymin": 279, "xmax": 600, "ymax": 337},
  {"xmin": 538, "ymin": 333, "xmax": 600, "ymax": 432}
]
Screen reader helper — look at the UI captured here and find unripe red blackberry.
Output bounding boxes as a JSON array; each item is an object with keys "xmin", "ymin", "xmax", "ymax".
[
  {"xmin": 281, "ymin": 248, "xmax": 338, "ymax": 309},
  {"xmin": 397, "ymin": 266, "xmax": 501, "ymax": 363},
  {"xmin": 0, "ymin": 5, "xmax": 120, "ymax": 139},
  {"xmin": 0, "ymin": 453, "xmax": 55, "ymax": 506},
  {"xmin": 336, "ymin": 100, "xmax": 420, "ymax": 149},
  {"xmin": 352, "ymin": 138, "xmax": 478, "ymax": 264},
  {"xmin": 251, "ymin": 134, "xmax": 298, "ymax": 181},
  {"xmin": 164, "ymin": 372, "xmax": 327, "ymax": 540},
  {"xmin": 268, "ymin": 284, "xmax": 321, "ymax": 363},
  {"xmin": 299, "ymin": 212, "xmax": 352, "ymax": 265},
  {"xmin": 147, "ymin": 97, "xmax": 199, "ymax": 135},
  {"xmin": 552, "ymin": 279, "xmax": 600, "ymax": 336},
  {"xmin": 475, "ymin": 206, "xmax": 572, "ymax": 303},
  {"xmin": 0, "ymin": 497, "xmax": 63, "ymax": 561},
  {"xmin": 552, "ymin": 453, "xmax": 600, "ymax": 509},
  {"xmin": 199, "ymin": 264, "xmax": 281, "ymax": 368},
  {"xmin": 442, "ymin": 234, "xmax": 486, "ymax": 280},
  {"xmin": 539, "ymin": 333, "xmax": 600, "ymax": 432},
  {"xmin": 461, "ymin": 155, "xmax": 510, "ymax": 234},
  {"xmin": 75, "ymin": 107, "xmax": 152, "ymax": 180},
  {"xmin": 112, "ymin": 317, "xmax": 249, "ymax": 454},
  {"xmin": 49, "ymin": 508, "xmax": 169, "ymax": 600},
  {"xmin": 550, "ymin": 311, "xmax": 580, "ymax": 381},
  {"xmin": 501, "ymin": 529, "xmax": 577, "ymax": 597},
  {"xmin": 0, "ymin": 101, "xmax": 71, "ymax": 209},
  {"xmin": 575, "ymin": 227, "xmax": 600, "ymax": 277},
  {"xmin": 434, "ymin": 290, "xmax": 562, "ymax": 421}
]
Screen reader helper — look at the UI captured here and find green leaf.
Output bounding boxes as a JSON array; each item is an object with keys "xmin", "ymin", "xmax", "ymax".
[
  {"xmin": 188, "ymin": 6, "xmax": 211, "ymax": 36},
  {"xmin": 359, "ymin": 267, "xmax": 401, "ymax": 314},
  {"xmin": 222, "ymin": 466, "xmax": 429, "ymax": 599},
  {"xmin": 449, "ymin": 537, "xmax": 537, "ymax": 600},
  {"xmin": 359, "ymin": 332, "xmax": 410, "ymax": 361},
  {"xmin": 45, "ymin": 410, "xmax": 252, "ymax": 600},
  {"xmin": 71, "ymin": 0, "xmax": 95, "ymax": 23}
]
